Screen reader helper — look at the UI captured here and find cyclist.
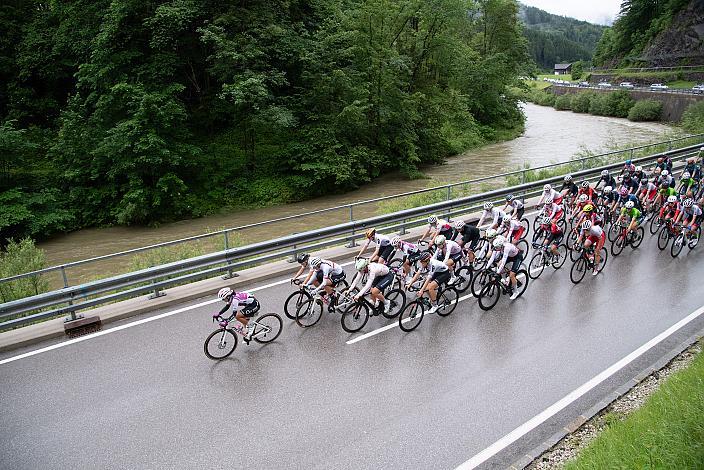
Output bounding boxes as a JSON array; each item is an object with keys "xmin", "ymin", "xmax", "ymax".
[
  {"xmin": 637, "ymin": 177, "xmax": 659, "ymax": 211},
  {"xmin": 537, "ymin": 183, "xmax": 563, "ymax": 207},
  {"xmin": 499, "ymin": 214, "xmax": 525, "ymax": 244},
  {"xmin": 434, "ymin": 235, "xmax": 462, "ymax": 283},
  {"xmin": 633, "ymin": 165, "xmax": 646, "ymax": 183},
  {"xmin": 478, "ymin": 202, "xmax": 506, "ymax": 229},
  {"xmin": 305, "ymin": 257, "xmax": 346, "ymax": 307},
  {"xmin": 616, "ymin": 201, "xmax": 643, "ymax": 235},
  {"xmin": 576, "ymin": 220, "xmax": 605, "ymax": 276},
  {"xmin": 391, "ymin": 236, "xmax": 421, "ymax": 283},
  {"xmin": 577, "ymin": 181, "xmax": 596, "ymax": 201},
  {"xmin": 684, "ymin": 158, "xmax": 702, "ymax": 180},
  {"xmin": 620, "ymin": 173, "xmax": 639, "ymax": 195},
  {"xmin": 597, "ymin": 170, "xmax": 617, "ymax": 190},
  {"xmin": 503, "ymin": 194, "xmax": 525, "ymax": 220},
  {"xmin": 654, "ymin": 156, "xmax": 672, "ymax": 173},
  {"xmin": 534, "ymin": 216, "xmax": 564, "ymax": 257},
  {"xmin": 560, "ymin": 175, "xmax": 579, "ymax": 203},
  {"xmin": 658, "ymin": 169, "xmax": 675, "ymax": 189},
  {"xmin": 674, "ymin": 198, "xmax": 702, "ymax": 239},
  {"xmin": 542, "ymin": 197, "xmax": 564, "ymax": 224},
  {"xmin": 571, "ymin": 193, "xmax": 593, "ymax": 222},
  {"xmin": 658, "ymin": 195, "xmax": 681, "ymax": 224},
  {"xmin": 419, "ymin": 215, "xmax": 453, "ymax": 244},
  {"xmin": 346, "ymin": 258, "xmax": 393, "ymax": 314},
  {"xmin": 620, "ymin": 159, "xmax": 635, "ymax": 176},
  {"xmin": 474, "ymin": 228, "xmax": 499, "ymax": 265},
  {"xmin": 677, "ymin": 171, "xmax": 697, "ymax": 195},
  {"xmin": 290, "ymin": 253, "xmax": 311, "ymax": 284},
  {"xmin": 406, "ymin": 251, "xmax": 450, "ymax": 314},
  {"xmin": 216, "ymin": 287, "xmax": 260, "ymax": 341},
  {"xmin": 487, "ymin": 236, "xmax": 523, "ymax": 300},
  {"xmin": 357, "ymin": 228, "xmax": 394, "ymax": 264},
  {"xmin": 655, "ymin": 181, "xmax": 678, "ymax": 209},
  {"xmin": 453, "ymin": 220, "xmax": 481, "ymax": 263},
  {"xmin": 574, "ymin": 203, "xmax": 598, "ymax": 229}
]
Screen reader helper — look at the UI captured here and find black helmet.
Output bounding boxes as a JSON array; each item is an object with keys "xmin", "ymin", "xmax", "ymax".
[
  {"xmin": 296, "ymin": 253, "xmax": 310, "ymax": 264},
  {"xmin": 505, "ymin": 194, "xmax": 515, "ymax": 202},
  {"xmin": 420, "ymin": 252, "xmax": 432, "ymax": 262}
]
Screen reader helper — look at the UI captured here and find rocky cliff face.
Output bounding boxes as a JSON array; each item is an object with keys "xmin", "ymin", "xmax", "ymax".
[{"xmin": 640, "ymin": 0, "xmax": 704, "ymax": 66}]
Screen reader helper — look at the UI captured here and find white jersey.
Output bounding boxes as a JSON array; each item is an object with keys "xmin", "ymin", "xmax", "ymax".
[
  {"xmin": 349, "ymin": 263, "xmax": 390, "ymax": 296},
  {"xmin": 488, "ymin": 243, "xmax": 520, "ymax": 273},
  {"xmin": 422, "ymin": 258, "xmax": 449, "ymax": 274},
  {"xmin": 479, "ymin": 208, "xmax": 506, "ymax": 227},
  {"xmin": 435, "ymin": 240, "xmax": 462, "ymax": 263},
  {"xmin": 372, "ymin": 234, "xmax": 391, "ymax": 247}
]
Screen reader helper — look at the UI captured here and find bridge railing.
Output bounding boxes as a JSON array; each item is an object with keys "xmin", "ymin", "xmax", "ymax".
[{"xmin": 1, "ymin": 141, "xmax": 702, "ymax": 330}]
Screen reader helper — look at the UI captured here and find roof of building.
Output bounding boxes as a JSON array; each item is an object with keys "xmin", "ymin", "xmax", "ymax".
[{"xmin": 554, "ymin": 63, "xmax": 572, "ymax": 70}]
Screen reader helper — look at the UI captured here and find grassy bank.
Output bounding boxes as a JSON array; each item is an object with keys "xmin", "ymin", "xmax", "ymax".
[{"xmin": 565, "ymin": 342, "xmax": 704, "ymax": 469}]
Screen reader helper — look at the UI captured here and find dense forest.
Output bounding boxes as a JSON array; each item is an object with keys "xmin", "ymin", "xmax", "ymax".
[
  {"xmin": 519, "ymin": 4, "xmax": 606, "ymax": 69},
  {"xmin": 0, "ymin": 0, "xmax": 530, "ymax": 242},
  {"xmin": 593, "ymin": 0, "xmax": 695, "ymax": 66}
]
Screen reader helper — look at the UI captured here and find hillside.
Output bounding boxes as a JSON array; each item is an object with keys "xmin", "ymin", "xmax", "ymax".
[{"xmin": 519, "ymin": 4, "xmax": 606, "ymax": 69}]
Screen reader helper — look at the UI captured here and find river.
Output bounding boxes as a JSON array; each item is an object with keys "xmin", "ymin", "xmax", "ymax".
[{"xmin": 37, "ymin": 103, "xmax": 674, "ymax": 285}]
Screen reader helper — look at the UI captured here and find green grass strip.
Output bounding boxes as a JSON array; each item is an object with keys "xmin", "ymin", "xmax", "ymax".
[{"xmin": 565, "ymin": 343, "xmax": 704, "ymax": 469}]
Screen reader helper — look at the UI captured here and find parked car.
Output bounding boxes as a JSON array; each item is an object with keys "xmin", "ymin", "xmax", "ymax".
[
  {"xmin": 650, "ymin": 83, "xmax": 669, "ymax": 90},
  {"xmin": 619, "ymin": 82, "xmax": 635, "ymax": 89},
  {"xmin": 692, "ymin": 84, "xmax": 704, "ymax": 94},
  {"xmin": 579, "ymin": 81, "xmax": 590, "ymax": 87},
  {"xmin": 597, "ymin": 82, "xmax": 612, "ymax": 88}
]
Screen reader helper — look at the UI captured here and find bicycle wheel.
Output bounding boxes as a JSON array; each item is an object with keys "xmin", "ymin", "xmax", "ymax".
[
  {"xmin": 515, "ymin": 239, "xmax": 529, "ymax": 255},
  {"xmin": 399, "ymin": 301, "xmax": 424, "ymax": 332},
  {"xmin": 607, "ymin": 223, "xmax": 620, "ymax": 242},
  {"xmin": 519, "ymin": 218, "xmax": 530, "ymax": 240},
  {"xmin": 471, "ymin": 269, "xmax": 492, "ymax": 297},
  {"xmin": 570, "ymin": 258, "xmax": 587, "ymax": 284},
  {"xmin": 513, "ymin": 269, "xmax": 529, "ymax": 298},
  {"xmin": 596, "ymin": 248, "xmax": 608, "ymax": 273},
  {"xmin": 478, "ymin": 280, "xmax": 501, "ymax": 311},
  {"xmin": 341, "ymin": 302, "xmax": 369, "ymax": 333},
  {"xmin": 387, "ymin": 258, "xmax": 403, "ymax": 270},
  {"xmin": 569, "ymin": 243, "xmax": 581, "ymax": 262},
  {"xmin": 611, "ymin": 233, "xmax": 626, "ymax": 257},
  {"xmin": 630, "ymin": 226, "xmax": 645, "ymax": 249},
  {"xmin": 671, "ymin": 233, "xmax": 685, "ymax": 258},
  {"xmin": 283, "ymin": 290, "xmax": 312, "ymax": 320},
  {"xmin": 528, "ymin": 251, "xmax": 545, "ymax": 279},
  {"xmin": 436, "ymin": 287, "xmax": 459, "ymax": 317},
  {"xmin": 657, "ymin": 226, "xmax": 670, "ymax": 250},
  {"xmin": 382, "ymin": 288, "xmax": 406, "ymax": 319},
  {"xmin": 204, "ymin": 329, "xmax": 238, "ymax": 360},
  {"xmin": 649, "ymin": 215, "xmax": 661, "ymax": 235},
  {"xmin": 688, "ymin": 227, "xmax": 701, "ymax": 249},
  {"xmin": 253, "ymin": 313, "xmax": 283, "ymax": 344},
  {"xmin": 453, "ymin": 266, "xmax": 473, "ymax": 293},
  {"xmin": 566, "ymin": 230, "xmax": 579, "ymax": 251},
  {"xmin": 295, "ymin": 299, "xmax": 323, "ymax": 328},
  {"xmin": 552, "ymin": 244, "xmax": 568, "ymax": 269}
]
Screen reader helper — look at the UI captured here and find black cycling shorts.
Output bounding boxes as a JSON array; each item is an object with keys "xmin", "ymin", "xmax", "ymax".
[
  {"xmin": 547, "ymin": 231, "xmax": 563, "ymax": 245},
  {"xmin": 403, "ymin": 251, "xmax": 422, "ymax": 264},
  {"xmin": 330, "ymin": 271, "xmax": 346, "ymax": 286},
  {"xmin": 378, "ymin": 244, "xmax": 395, "ymax": 262},
  {"xmin": 315, "ymin": 270, "xmax": 324, "ymax": 283},
  {"xmin": 507, "ymin": 252, "xmax": 524, "ymax": 273},
  {"xmin": 371, "ymin": 271, "xmax": 394, "ymax": 292},
  {"xmin": 430, "ymin": 270, "xmax": 451, "ymax": 286},
  {"xmin": 514, "ymin": 207, "xmax": 525, "ymax": 219},
  {"xmin": 241, "ymin": 299, "xmax": 260, "ymax": 318},
  {"xmin": 449, "ymin": 252, "xmax": 463, "ymax": 264}
]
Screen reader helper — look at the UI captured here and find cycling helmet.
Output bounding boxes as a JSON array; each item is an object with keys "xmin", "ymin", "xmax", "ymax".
[
  {"xmin": 541, "ymin": 216, "xmax": 552, "ymax": 225},
  {"xmin": 492, "ymin": 236, "xmax": 505, "ymax": 249},
  {"xmin": 218, "ymin": 287, "xmax": 233, "ymax": 302},
  {"xmin": 581, "ymin": 220, "xmax": 592, "ymax": 230},
  {"xmin": 502, "ymin": 216, "xmax": 512, "ymax": 226},
  {"xmin": 601, "ymin": 170, "xmax": 609, "ymax": 177},
  {"xmin": 420, "ymin": 252, "xmax": 432, "ymax": 263},
  {"xmin": 604, "ymin": 186, "xmax": 613, "ymax": 194},
  {"xmin": 578, "ymin": 194, "xmax": 588, "ymax": 203},
  {"xmin": 622, "ymin": 174, "xmax": 631, "ymax": 180},
  {"xmin": 483, "ymin": 201, "xmax": 493, "ymax": 210},
  {"xmin": 296, "ymin": 253, "xmax": 310, "ymax": 264},
  {"xmin": 582, "ymin": 204, "xmax": 594, "ymax": 213},
  {"xmin": 454, "ymin": 220, "xmax": 465, "ymax": 230},
  {"xmin": 625, "ymin": 201, "xmax": 635, "ymax": 209},
  {"xmin": 683, "ymin": 171, "xmax": 691, "ymax": 179},
  {"xmin": 636, "ymin": 165, "xmax": 642, "ymax": 171},
  {"xmin": 365, "ymin": 228, "xmax": 376, "ymax": 239},
  {"xmin": 506, "ymin": 194, "xmax": 515, "ymax": 202},
  {"xmin": 435, "ymin": 235, "xmax": 446, "ymax": 246},
  {"xmin": 310, "ymin": 257, "xmax": 322, "ymax": 268},
  {"xmin": 619, "ymin": 187, "xmax": 628, "ymax": 196},
  {"xmin": 543, "ymin": 184, "xmax": 552, "ymax": 192},
  {"xmin": 667, "ymin": 195, "xmax": 678, "ymax": 204},
  {"xmin": 581, "ymin": 181, "xmax": 590, "ymax": 189},
  {"xmin": 428, "ymin": 215, "xmax": 438, "ymax": 225},
  {"xmin": 625, "ymin": 159, "xmax": 632, "ymax": 165},
  {"xmin": 564, "ymin": 175, "xmax": 573, "ymax": 182},
  {"xmin": 545, "ymin": 197, "xmax": 554, "ymax": 204},
  {"xmin": 391, "ymin": 236, "xmax": 401, "ymax": 247},
  {"xmin": 683, "ymin": 198, "xmax": 694, "ymax": 208},
  {"xmin": 486, "ymin": 228, "xmax": 498, "ymax": 239},
  {"xmin": 662, "ymin": 170, "xmax": 669, "ymax": 176},
  {"xmin": 355, "ymin": 258, "xmax": 369, "ymax": 271}
]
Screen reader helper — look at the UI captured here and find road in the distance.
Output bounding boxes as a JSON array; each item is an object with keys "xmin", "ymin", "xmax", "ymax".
[{"xmin": 1, "ymin": 231, "xmax": 703, "ymax": 470}]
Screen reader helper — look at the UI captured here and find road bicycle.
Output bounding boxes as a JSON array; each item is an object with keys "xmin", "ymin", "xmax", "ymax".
[
  {"xmin": 398, "ymin": 284, "xmax": 459, "ymax": 332},
  {"xmin": 338, "ymin": 288, "xmax": 407, "ymax": 333},
  {"xmin": 204, "ymin": 311, "xmax": 283, "ymax": 360},
  {"xmin": 569, "ymin": 244, "xmax": 608, "ymax": 284},
  {"xmin": 284, "ymin": 277, "xmax": 349, "ymax": 321},
  {"xmin": 656, "ymin": 219, "xmax": 680, "ymax": 251},
  {"xmin": 610, "ymin": 220, "xmax": 645, "ymax": 256},
  {"xmin": 670, "ymin": 223, "xmax": 701, "ymax": 257},
  {"xmin": 528, "ymin": 242, "xmax": 568, "ymax": 279},
  {"xmin": 477, "ymin": 267, "xmax": 528, "ymax": 311}
]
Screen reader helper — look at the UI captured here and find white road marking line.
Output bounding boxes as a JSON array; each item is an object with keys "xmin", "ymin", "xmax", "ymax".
[{"xmin": 455, "ymin": 303, "xmax": 704, "ymax": 470}]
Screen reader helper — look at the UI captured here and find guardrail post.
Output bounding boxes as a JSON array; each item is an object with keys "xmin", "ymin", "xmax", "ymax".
[
  {"xmin": 289, "ymin": 243, "xmax": 298, "ymax": 263},
  {"xmin": 60, "ymin": 266, "xmax": 80, "ymax": 322},
  {"xmin": 346, "ymin": 205, "xmax": 357, "ymax": 248},
  {"xmin": 446, "ymin": 186, "xmax": 452, "ymax": 216},
  {"xmin": 400, "ymin": 219, "xmax": 406, "ymax": 235},
  {"xmin": 222, "ymin": 231, "xmax": 238, "ymax": 279},
  {"xmin": 520, "ymin": 170, "xmax": 525, "ymax": 184},
  {"xmin": 148, "ymin": 278, "xmax": 166, "ymax": 299}
]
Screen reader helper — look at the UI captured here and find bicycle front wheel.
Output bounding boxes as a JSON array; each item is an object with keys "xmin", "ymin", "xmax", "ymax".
[
  {"xmin": 657, "ymin": 226, "xmax": 670, "ymax": 250},
  {"xmin": 513, "ymin": 269, "xmax": 529, "ymax": 298},
  {"xmin": 630, "ymin": 226, "xmax": 644, "ymax": 249},
  {"xmin": 528, "ymin": 251, "xmax": 545, "ymax": 279},
  {"xmin": 649, "ymin": 215, "xmax": 661, "ymax": 235},
  {"xmin": 382, "ymin": 288, "xmax": 406, "ymax": 319},
  {"xmin": 611, "ymin": 233, "xmax": 626, "ymax": 257},
  {"xmin": 399, "ymin": 301, "xmax": 424, "ymax": 332},
  {"xmin": 570, "ymin": 258, "xmax": 587, "ymax": 284},
  {"xmin": 471, "ymin": 269, "xmax": 492, "ymax": 297},
  {"xmin": 552, "ymin": 244, "xmax": 568, "ymax": 269},
  {"xmin": 204, "ymin": 329, "xmax": 238, "ymax": 360},
  {"xmin": 478, "ymin": 281, "xmax": 501, "ymax": 311},
  {"xmin": 341, "ymin": 302, "xmax": 369, "ymax": 333},
  {"xmin": 253, "ymin": 313, "xmax": 283, "ymax": 344},
  {"xmin": 436, "ymin": 287, "xmax": 459, "ymax": 317},
  {"xmin": 284, "ymin": 290, "xmax": 312, "ymax": 320},
  {"xmin": 671, "ymin": 233, "xmax": 685, "ymax": 258},
  {"xmin": 453, "ymin": 266, "xmax": 473, "ymax": 293},
  {"xmin": 295, "ymin": 299, "xmax": 323, "ymax": 328}
]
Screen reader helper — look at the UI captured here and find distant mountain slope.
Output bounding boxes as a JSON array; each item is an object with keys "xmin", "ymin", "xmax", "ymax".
[{"xmin": 519, "ymin": 3, "xmax": 606, "ymax": 70}]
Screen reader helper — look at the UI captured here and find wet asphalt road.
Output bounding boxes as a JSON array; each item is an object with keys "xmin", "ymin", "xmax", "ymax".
[{"xmin": 1, "ymin": 226, "xmax": 703, "ymax": 470}]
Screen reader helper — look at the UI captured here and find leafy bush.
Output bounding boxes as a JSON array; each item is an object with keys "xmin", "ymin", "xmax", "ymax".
[
  {"xmin": 554, "ymin": 95, "xmax": 573, "ymax": 111},
  {"xmin": 0, "ymin": 238, "xmax": 49, "ymax": 303},
  {"xmin": 528, "ymin": 89, "xmax": 556, "ymax": 106},
  {"xmin": 589, "ymin": 91, "xmax": 634, "ymax": 118},
  {"xmin": 589, "ymin": 93, "xmax": 610, "ymax": 116},
  {"xmin": 628, "ymin": 100, "xmax": 663, "ymax": 121},
  {"xmin": 681, "ymin": 102, "xmax": 704, "ymax": 134},
  {"xmin": 571, "ymin": 92, "xmax": 594, "ymax": 113}
]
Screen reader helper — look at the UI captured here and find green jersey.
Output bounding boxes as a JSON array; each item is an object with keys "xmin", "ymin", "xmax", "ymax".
[{"xmin": 620, "ymin": 207, "xmax": 641, "ymax": 219}]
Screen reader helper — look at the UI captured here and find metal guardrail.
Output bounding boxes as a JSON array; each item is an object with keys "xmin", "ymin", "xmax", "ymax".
[
  {"xmin": 550, "ymin": 83, "xmax": 704, "ymax": 96},
  {"xmin": 2, "ymin": 134, "xmax": 703, "ymax": 294},
  {"xmin": 1, "ymin": 142, "xmax": 702, "ymax": 329},
  {"xmin": 590, "ymin": 65, "xmax": 704, "ymax": 73}
]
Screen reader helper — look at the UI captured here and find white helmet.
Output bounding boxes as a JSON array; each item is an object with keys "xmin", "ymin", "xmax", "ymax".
[
  {"xmin": 486, "ymin": 228, "xmax": 498, "ymax": 239},
  {"xmin": 355, "ymin": 258, "xmax": 369, "ymax": 271},
  {"xmin": 604, "ymin": 186, "xmax": 613, "ymax": 194},
  {"xmin": 636, "ymin": 165, "xmax": 642, "ymax": 171},
  {"xmin": 581, "ymin": 220, "xmax": 592, "ymax": 230},
  {"xmin": 683, "ymin": 198, "xmax": 694, "ymax": 208},
  {"xmin": 662, "ymin": 170, "xmax": 669, "ymax": 176},
  {"xmin": 218, "ymin": 287, "xmax": 233, "ymax": 302},
  {"xmin": 502, "ymin": 216, "xmax": 512, "ymax": 226},
  {"xmin": 454, "ymin": 220, "xmax": 465, "ymax": 229},
  {"xmin": 578, "ymin": 194, "xmax": 588, "ymax": 203},
  {"xmin": 492, "ymin": 236, "xmax": 505, "ymax": 249},
  {"xmin": 625, "ymin": 201, "xmax": 635, "ymax": 209},
  {"xmin": 683, "ymin": 171, "xmax": 691, "ymax": 179},
  {"xmin": 483, "ymin": 202, "xmax": 493, "ymax": 210},
  {"xmin": 428, "ymin": 215, "xmax": 437, "ymax": 225},
  {"xmin": 391, "ymin": 236, "xmax": 401, "ymax": 247},
  {"xmin": 435, "ymin": 235, "xmax": 446, "ymax": 246},
  {"xmin": 667, "ymin": 195, "xmax": 678, "ymax": 204},
  {"xmin": 543, "ymin": 184, "xmax": 552, "ymax": 192},
  {"xmin": 564, "ymin": 175, "xmax": 572, "ymax": 182},
  {"xmin": 601, "ymin": 169, "xmax": 609, "ymax": 177},
  {"xmin": 310, "ymin": 257, "xmax": 322, "ymax": 268}
]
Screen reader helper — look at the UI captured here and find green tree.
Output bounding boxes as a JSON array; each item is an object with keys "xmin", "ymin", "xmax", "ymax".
[{"xmin": 571, "ymin": 61, "xmax": 584, "ymax": 80}]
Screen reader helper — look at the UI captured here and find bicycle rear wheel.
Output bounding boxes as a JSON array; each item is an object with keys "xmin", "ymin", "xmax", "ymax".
[
  {"xmin": 657, "ymin": 226, "xmax": 670, "ymax": 250},
  {"xmin": 519, "ymin": 218, "xmax": 530, "ymax": 240},
  {"xmin": 596, "ymin": 248, "xmax": 608, "ymax": 273},
  {"xmin": 436, "ymin": 287, "xmax": 459, "ymax": 317},
  {"xmin": 611, "ymin": 233, "xmax": 626, "ymax": 257},
  {"xmin": 630, "ymin": 226, "xmax": 645, "ymax": 249},
  {"xmin": 513, "ymin": 269, "xmax": 529, "ymax": 298},
  {"xmin": 552, "ymin": 244, "xmax": 568, "ymax": 269},
  {"xmin": 253, "ymin": 313, "xmax": 283, "ymax": 343},
  {"xmin": 382, "ymin": 288, "xmax": 406, "ymax": 319},
  {"xmin": 399, "ymin": 301, "xmax": 424, "ymax": 332},
  {"xmin": 649, "ymin": 215, "xmax": 661, "ymax": 235},
  {"xmin": 341, "ymin": 302, "xmax": 369, "ymax": 333},
  {"xmin": 478, "ymin": 281, "xmax": 501, "ymax": 311},
  {"xmin": 570, "ymin": 258, "xmax": 587, "ymax": 284},
  {"xmin": 204, "ymin": 329, "xmax": 238, "ymax": 360},
  {"xmin": 295, "ymin": 299, "xmax": 323, "ymax": 328},
  {"xmin": 471, "ymin": 269, "xmax": 492, "ymax": 297},
  {"xmin": 453, "ymin": 266, "xmax": 473, "ymax": 293},
  {"xmin": 528, "ymin": 251, "xmax": 545, "ymax": 279},
  {"xmin": 284, "ymin": 290, "xmax": 312, "ymax": 320},
  {"xmin": 671, "ymin": 233, "xmax": 685, "ymax": 258}
]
